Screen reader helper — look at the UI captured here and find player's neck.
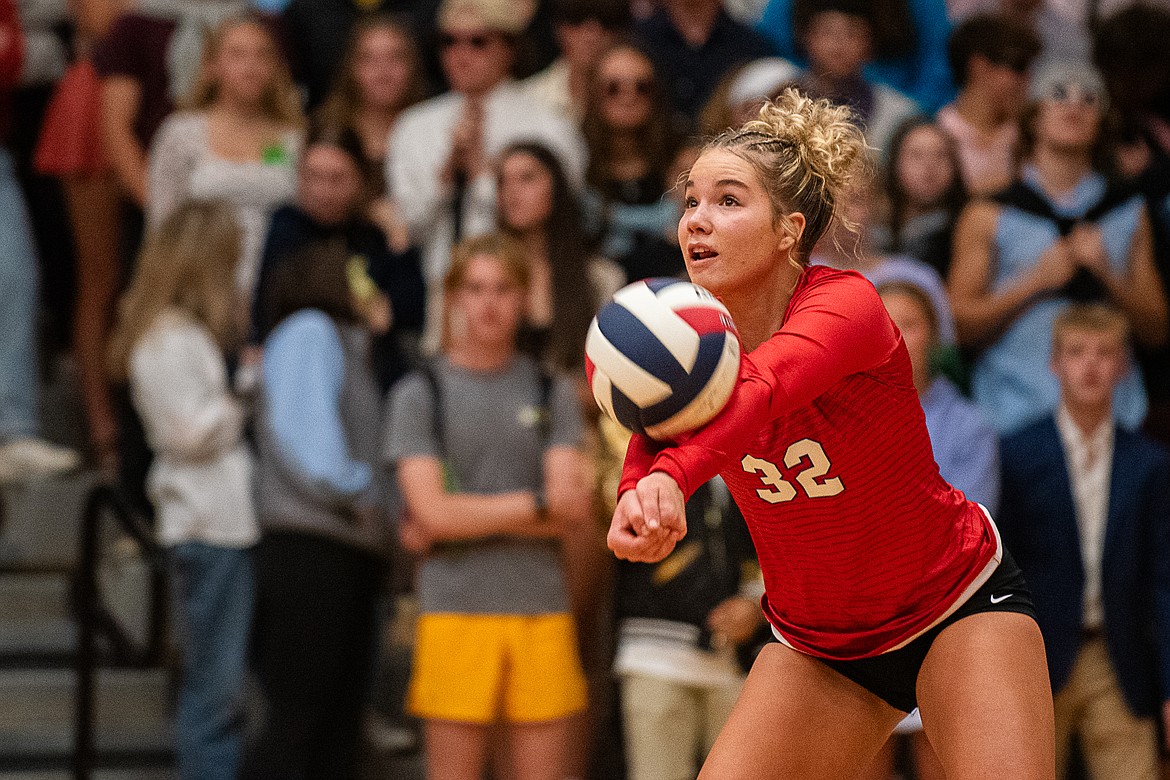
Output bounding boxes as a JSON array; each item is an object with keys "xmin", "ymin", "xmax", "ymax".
[{"xmin": 725, "ymin": 286, "xmax": 793, "ymax": 351}]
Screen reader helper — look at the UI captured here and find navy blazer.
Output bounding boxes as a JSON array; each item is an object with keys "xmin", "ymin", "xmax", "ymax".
[{"xmin": 998, "ymin": 416, "xmax": 1170, "ymax": 717}]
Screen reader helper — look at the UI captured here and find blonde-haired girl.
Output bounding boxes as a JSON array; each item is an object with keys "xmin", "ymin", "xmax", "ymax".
[
  {"xmin": 147, "ymin": 12, "xmax": 303, "ymax": 300},
  {"xmin": 609, "ymin": 89, "xmax": 1055, "ymax": 779},
  {"xmin": 108, "ymin": 199, "xmax": 257, "ymax": 780}
]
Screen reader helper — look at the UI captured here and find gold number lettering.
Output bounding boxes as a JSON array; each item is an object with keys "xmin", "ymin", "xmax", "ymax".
[
  {"xmin": 740, "ymin": 454, "xmax": 797, "ymax": 504},
  {"xmin": 741, "ymin": 440, "xmax": 844, "ymax": 504}
]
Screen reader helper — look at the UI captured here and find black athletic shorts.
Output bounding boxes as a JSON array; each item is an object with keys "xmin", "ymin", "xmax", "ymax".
[{"xmin": 816, "ymin": 548, "xmax": 1038, "ymax": 714}]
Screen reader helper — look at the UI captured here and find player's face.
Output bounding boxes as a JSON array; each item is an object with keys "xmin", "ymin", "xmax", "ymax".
[
  {"xmin": 679, "ymin": 149, "xmax": 795, "ymax": 298},
  {"xmin": 353, "ymin": 27, "xmax": 414, "ymax": 111},
  {"xmin": 452, "ymin": 254, "xmax": 525, "ymax": 347},
  {"xmin": 298, "ymin": 144, "xmax": 364, "ymax": 226},
  {"xmin": 498, "ymin": 151, "xmax": 554, "ymax": 233},
  {"xmin": 1050, "ymin": 327, "xmax": 1128, "ymax": 410}
]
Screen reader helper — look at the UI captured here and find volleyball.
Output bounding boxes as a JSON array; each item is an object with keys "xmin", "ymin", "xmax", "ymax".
[{"xmin": 585, "ymin": 278, "xmax": 741, "ymax": 441}]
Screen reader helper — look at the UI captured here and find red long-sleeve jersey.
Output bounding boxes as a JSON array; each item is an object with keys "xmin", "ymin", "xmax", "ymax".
[{"xmin": 619, "ymin": 265, "xmax": 1001, "ymax": 660}]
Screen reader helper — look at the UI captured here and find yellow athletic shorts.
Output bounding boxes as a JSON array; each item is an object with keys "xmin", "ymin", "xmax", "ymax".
[{"xmin": 408, "ymin": 612, "xmax": 588, "ymax": 724}]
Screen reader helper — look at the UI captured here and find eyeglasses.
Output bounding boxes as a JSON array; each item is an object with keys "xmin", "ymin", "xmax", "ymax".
[
  {"xmin": 440, "ymin": 32, "xmax": 493, "ymax": 50},
  {"xmin": 603, "ymin": 78, "xmax": 653, "ymax": 98},
  {"xmin": 1043, "ymin": 81, "xmax": 1102, "ymax": 108}
]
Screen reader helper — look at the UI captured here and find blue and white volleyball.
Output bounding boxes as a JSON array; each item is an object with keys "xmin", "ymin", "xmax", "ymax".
[{"xmin": 585, "ymin": 278, "xmax": 741, "ymax": 441}]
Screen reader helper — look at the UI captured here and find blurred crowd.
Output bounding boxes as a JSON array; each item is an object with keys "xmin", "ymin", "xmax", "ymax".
[{"xmin": 2, "ymin": 0, "xmax": 1170, "ymax": 777}]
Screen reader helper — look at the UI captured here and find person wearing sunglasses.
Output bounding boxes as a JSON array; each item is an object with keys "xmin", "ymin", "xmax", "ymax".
[
  {"xmin": 580, "ymin": 43, "xmax": 681, "ymax": 267},
  {"xmin": 949, "ymin": 61, "xmax": 1168, "ymax": 438},
  {"xmin": 388, "ymin": 0, "xmax": 587, "ymax": 353},
  {"xmin": 936, "ymin": 14, "xmax": 1041, "ymax": 196}
]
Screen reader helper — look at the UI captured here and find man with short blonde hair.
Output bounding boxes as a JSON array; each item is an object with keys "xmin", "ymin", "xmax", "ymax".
[{"xmin": 1000, "ymin": 302, "xmax": 1170, "ymax": 780}]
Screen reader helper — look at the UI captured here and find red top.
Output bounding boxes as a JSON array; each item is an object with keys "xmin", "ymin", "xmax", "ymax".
[{"xmin": 620, "ymin": 265, "xmax": 1001, "ymax": 659}]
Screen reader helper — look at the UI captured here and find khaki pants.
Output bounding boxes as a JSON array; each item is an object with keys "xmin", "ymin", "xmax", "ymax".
[
  {"xmin": 620, "ymin": 673, "xmax": 743, "ymax": 780},
  {"xmin": 1053, "ymin": 637, "xmax": 1159, "ymax": 780}
]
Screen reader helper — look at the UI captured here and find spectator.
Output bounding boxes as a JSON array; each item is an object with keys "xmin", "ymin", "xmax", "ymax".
[
  {"xmin": 93, "ymin": 0, "xmax": 247, "ymax": 486},
  {"xmin": 496, "ymin": 142, "xmax": 623, "ymax": 373},
  {"xmin": 613, "ymin": 471, "xmax": 764, "ymax": 780},
  {"xmin": 999, "ymin": 303, "xmax": 1170, "ymax": 780},
  {"xmin": 315, "ymin": 13, "xmax": 428, "ymax": 194},
  {"xmin": 877, "ymin": 275, "xmax": 999, "ymax": 511},
  {"xmin": 387, "ymin": 0, "xmax": 587, "ymax": 350},
  {"xmin": 105, "ymin": 201, "xmax": 256, "ymax": 780},
  {"xmin": 0, "ymin": 0, "xmax": 78, "ymax": 483},
  {"xmin": 696, "ymin": 56, "xmax": 801, "ymax": 136},
  {"xmin": 879, "ymin": 117, "xmax": 966, "ymax": 277},
  {"xmin": 384, "ymin": 233, "xmax": 591, "ymax": 780},
  {"xmin": 952, "ymin": 0, "xmax": 1091, "ymax": 67},
  {"xmin": 243, "ymin": 241, "xmax": 392, "ymax": 780},
  {"xmin": 790, "ymin": 0, "xmax": 921, "ymax": 156},
  {"xmin": 757, "ymin": 0, "xmax": 953, "ymax": 113},
  {"xmin": 96, "ymin": 0, "xmax": 248, "ymax": 211},
  {"xmin": 948, "ymin": 61, "xmax": 1168, "ymax": 435},
  {"xmin": 255, "ymin": 123, "xmax": 426, "ymax": 390},
  {"xmin": 617, "ymin": 141, "xmax": 700, "ymax": 283},
  {"xmin": 936, "ymin": 14, "xmax": 1040, "ymax": 195},
  {"xmin": 581, "ymin": 43, "xmax": 679, "ymax": 262},
  {"xmin": 863, "ymin": 275, "xmax": 996, "ymax": 780},
  {"xmin": 148, "ymin": 13, "xmax": 303, "ymax": 299},
  {"xmin": 281, "ymin": 0, "xmax": 435, "ymax": 108},
  {"xmin": 633, "ymin": 0, "xmax": 775, "ymax": 126},
  {"xmin": 521, "ymin": 0, "xmax": 631, "ymax": 123},
  {"xmin": 1093, "ymin": 4, "xmax": 1170, "ymax": 162},
  {"xmin": 34, "ymin": 0, "xmax": 125, "ymax": 473}
]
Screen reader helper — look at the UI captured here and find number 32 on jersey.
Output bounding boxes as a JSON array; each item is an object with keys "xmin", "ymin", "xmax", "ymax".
[{"xmin": 741, "ymin": 439, "xmax": 844, "ymax": 504}]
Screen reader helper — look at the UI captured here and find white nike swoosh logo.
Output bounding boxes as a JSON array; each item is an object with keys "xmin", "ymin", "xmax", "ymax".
[{"xmin": 990, "ymin": 594, "xmax": 1012, "ymax": 604}]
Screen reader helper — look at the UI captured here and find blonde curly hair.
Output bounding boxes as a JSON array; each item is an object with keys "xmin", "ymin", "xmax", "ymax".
[{"xmin": 705, "ymin": 88, "xmax": 871, "ymax": 264}]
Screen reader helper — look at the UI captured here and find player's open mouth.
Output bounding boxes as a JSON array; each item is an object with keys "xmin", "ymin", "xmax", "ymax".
[{"xmin": 689, "ymin": 247, "xmax": 718, "ymax": 261}]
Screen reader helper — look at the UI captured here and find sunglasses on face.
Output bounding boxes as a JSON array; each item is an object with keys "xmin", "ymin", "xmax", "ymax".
[
  {"xmin": 440, "ymin": 32, "xmax": 493, "ymax": 50},
  {"xmin": 1043, "ymin": 81, "xmax": 1102, "ymax": 108},
  {"xmin": 603, "ymin": 78, "xmax": 653, "ymax": 98}
]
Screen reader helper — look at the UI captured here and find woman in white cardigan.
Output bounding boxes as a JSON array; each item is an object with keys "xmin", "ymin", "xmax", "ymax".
[{"xmin": 107, "ymin": 200, "xmax": 257, "ymax": 780}]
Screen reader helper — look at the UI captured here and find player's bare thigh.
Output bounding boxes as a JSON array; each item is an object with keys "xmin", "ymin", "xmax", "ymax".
[
  {"xmin": 917, "ymin": 611, "xmax": 1055, "ymax": 780},
  {"xmin": 699, "ymin": 642, "xmax": 905, "ymax": 780}
]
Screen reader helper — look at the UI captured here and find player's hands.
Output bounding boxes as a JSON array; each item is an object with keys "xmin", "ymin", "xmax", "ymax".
[{"xmin": 607, "ymin": 472, "xmax": 687, "ymax": 563}]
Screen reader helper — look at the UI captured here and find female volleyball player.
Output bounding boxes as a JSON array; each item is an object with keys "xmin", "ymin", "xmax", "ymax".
[{"xmin": 607, "ymin": 90, "xmax": 1055, "ymax": 780}]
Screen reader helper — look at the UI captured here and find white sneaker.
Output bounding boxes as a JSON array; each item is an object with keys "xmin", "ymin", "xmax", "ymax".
[{"xmin": 0, "ymin": 437, "xmax": 81, "ymax": 484}]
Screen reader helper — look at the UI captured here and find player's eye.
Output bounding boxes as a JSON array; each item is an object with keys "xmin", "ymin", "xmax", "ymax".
[
  {"xmin": 684, "ymin": 196, "xmax": 698, "ymax": 208},
  {"xmin": 721, "ymin": 195, "xmax": 739, "ymax": 206}
]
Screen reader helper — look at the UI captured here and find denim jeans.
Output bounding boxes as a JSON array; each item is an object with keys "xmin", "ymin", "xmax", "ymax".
[
  {"xmin": 0, "ymin": 147, "xmax": 40, "ymax": 441},
  {"xmin": 170, "ymin": 541, "xmax": 256, "ymax": 780}
]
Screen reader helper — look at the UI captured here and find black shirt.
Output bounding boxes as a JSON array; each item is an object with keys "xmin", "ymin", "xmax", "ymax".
[{"xmin": 634, "ymin": 8, "xmax": 775, "ymax": 125}]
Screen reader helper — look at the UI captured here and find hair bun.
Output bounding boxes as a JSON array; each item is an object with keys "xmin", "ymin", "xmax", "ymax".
[{"xmin": 742, "ymin": 89, "xmax": 869, "ymax": 202}]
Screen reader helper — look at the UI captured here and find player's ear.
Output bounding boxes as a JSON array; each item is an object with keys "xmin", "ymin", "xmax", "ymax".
[{"xmin": 777, "ymin": 212, "xmax": 806, "ymax": 254}]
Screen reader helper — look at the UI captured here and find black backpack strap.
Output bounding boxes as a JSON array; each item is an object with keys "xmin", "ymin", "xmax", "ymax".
[{"xmin": 419, "ymin": 361, "xmax": 446, "ymax": 461}]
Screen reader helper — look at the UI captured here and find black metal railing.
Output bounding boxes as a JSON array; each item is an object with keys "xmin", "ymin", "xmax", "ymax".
[{"xmin": 70, "ymin": 484, "xmax": 168, "ymax": 780}]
